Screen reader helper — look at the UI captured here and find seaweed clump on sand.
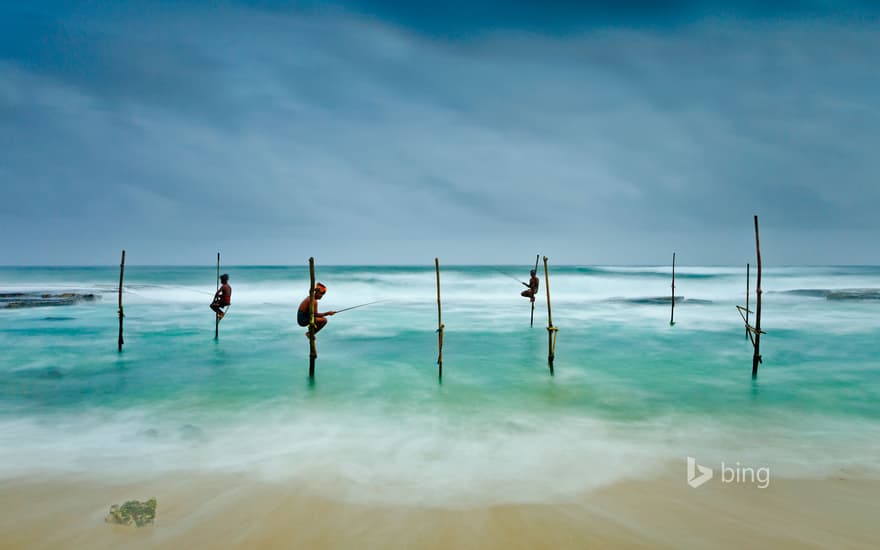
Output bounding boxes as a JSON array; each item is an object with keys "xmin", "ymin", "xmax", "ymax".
[{"xmin": 105, "ymin": 498, "xmax": 157, "ymax": 527}]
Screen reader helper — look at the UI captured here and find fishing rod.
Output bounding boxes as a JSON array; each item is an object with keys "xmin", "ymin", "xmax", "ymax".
[
  {"xmin": 333, "ymin": 300, "xmax": 384, "ymax": 314},
  {"xmin": 112, "ymin": 286, "xmax": 213, "ymax": 304},
  {"xmin": 492, "ymin": 267, "xmax": 527, "ymax": 286},
  {"xmin": 102, "ymin": 282, "xmax": 215, "ymax": 296},
  {"xmin": 159, "ymin": 284, "xmax": 215, "ymax": 297},
  {"xmin": 118, "ymin": 283, "xmax": 216, "ymax": 297}
]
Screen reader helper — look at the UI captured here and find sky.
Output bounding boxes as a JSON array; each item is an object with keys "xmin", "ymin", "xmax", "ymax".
[{"xmin": 1, "ymin": 1, "xmax": 879, "ymax": 265}]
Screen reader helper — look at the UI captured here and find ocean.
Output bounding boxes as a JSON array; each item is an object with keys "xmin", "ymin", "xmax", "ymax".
[{"xmin": 1, "ymin": 265, "xmax": 879, "ymax": 507}]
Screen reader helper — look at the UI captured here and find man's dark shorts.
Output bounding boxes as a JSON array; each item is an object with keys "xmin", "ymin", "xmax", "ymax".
[{"xmin": 297, "ymin": 310, "xmax": 310, "ymax": 327}]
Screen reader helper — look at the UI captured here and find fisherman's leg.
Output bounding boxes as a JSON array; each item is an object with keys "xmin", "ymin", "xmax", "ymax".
[
  {"xmin": 314, "ymin": 317, "xmax": 328, "ymax": 333},
  {"xmin": 306, "ymin": 317, "xmax": 328, "ymax": 337}
]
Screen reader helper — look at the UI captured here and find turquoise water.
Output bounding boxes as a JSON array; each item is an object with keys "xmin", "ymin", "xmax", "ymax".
[{"xmin": 1, "ymin": 265, "xmax": 879, "ymax": 504}]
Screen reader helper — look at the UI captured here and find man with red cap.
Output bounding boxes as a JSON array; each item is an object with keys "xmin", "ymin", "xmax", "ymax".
[
  {"xmin": 297, "ymin": 282, "xmax": 336, "ymax": 335},
  {"xmin": 210, "ymin": 273, "xmax": 232, "ymax": 320},
  {"xmin": 520, "ymin": 270, "xmax": 539, "ymax": 303}
]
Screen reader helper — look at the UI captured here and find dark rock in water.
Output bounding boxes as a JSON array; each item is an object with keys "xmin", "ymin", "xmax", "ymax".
[
  {"xmin": 179, "ymin": 424, "xmax": 206, "ymax": 442},
  {"xmin": 826, "ymin": 289, "xmax": 880, "ymax": 301},
  {"xmin": 613, "ymin": 296, "xmax": 686, "ymax": 305},
  {"xmin": 778, "ymin": 289, "xmax": 832, "ymax": 298},
  {"xmin": 0, "ymin": 292, "xmax": 99, "ymax": 309},
  {"xmin": 778, "ymin": 288, "xmax": 880, "ymax": 300},
  {"xmin": 42, "ymin": 316, "xmax": 75, "ymax": 321},
  {"xmin": 45, "ymin": 367, "xmax": 63, "ymax": 379},
  {"xmin": 139, "ymin": 428, "xmax": 160, "ymax": 438},
  {"xmin": 105, "ymin": 498, "xmax": 157, "ymax": 527}
]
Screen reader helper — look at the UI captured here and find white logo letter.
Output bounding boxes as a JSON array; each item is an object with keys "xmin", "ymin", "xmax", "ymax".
[
  {"xmin": 721, "ymin": 461, "xmax": 736, "ymax": 483},
  {"xmin": 687, "ymin": 456, "xmax": 713, "ymax": 488}
]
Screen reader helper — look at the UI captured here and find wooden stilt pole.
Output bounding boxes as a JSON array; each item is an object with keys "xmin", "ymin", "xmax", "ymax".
[
  {"xmin": 117, "ymin": 250, "xmax": 125, "ymax": 352},
  {"xmin": 543, "ymin": 256, "xmax": 557, "ymax": 374},
  {"xmin": 530, "ymin": 254, "xmax": 539, "ymax": 328},
  {"xmin": 745, "ymin": 263, "xmax": 750, "ymax": 339},
  {"xmin": 737, "ymin": 242, "xmax": 763, "ymax": 364},
  {"xmin": 752, "ymin": 216, "xmax": 763, "ymax": 378},
  {"xmin": 670, "ymin": 252, "xmax": 676, "ymax": 326},
  {"xmin": 435, "ymin": 258, "xmax": 444, "ymax": 379},
  {"xmin": 214, "ymin": 252, "xmax": 220, "ymax": 340},
  {"xmin": 308, "ymin": 257, "xmax": 317, "ymax": 379}
]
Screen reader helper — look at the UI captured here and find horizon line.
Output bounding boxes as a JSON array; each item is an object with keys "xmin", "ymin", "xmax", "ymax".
[{"xmin": 2, "ymin": 264, "xmax": 879, "ymax": 268}]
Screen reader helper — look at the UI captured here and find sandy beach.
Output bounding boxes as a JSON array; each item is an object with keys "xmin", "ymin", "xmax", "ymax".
[{"xmin": 2, "ymin": 465, "xmax": 877, "ymax": 549}]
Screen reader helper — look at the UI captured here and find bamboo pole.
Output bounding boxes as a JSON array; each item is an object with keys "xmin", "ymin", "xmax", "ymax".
[
  {"xmin": 214, "ymin": 252, "xmax": 220, "ymax": 340},
  {"xmin": 530, "ymin": 254, "xmax": 539, "ymax": 328},
  {"xmin": 308, "ymin": 257, "xmax": 317, "ymax": 378},
  {"xmin": 543, "ymin": 256, "xmax": 557, "ymax": 374},
  {"xmin": 752, "ymin": 216, "xmax": 763, "ymax": 377},
  {"xmin": 670, "ymin": 252, "xmax": 676, "ymax": 326},
  {"xmin": 435, "ymin": 258, "xmax": 444, "ymax": 379},
  {"xmin": 118, "ymin": 250, "xmax": 125, "ymax": 352},
  {"xmin": 745, "ymin": 263, "xmax": 750, "ymax": 339}
]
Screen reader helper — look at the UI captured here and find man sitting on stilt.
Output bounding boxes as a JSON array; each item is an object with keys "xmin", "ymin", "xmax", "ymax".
[
  {"xmin": 521, "ymin": 270, "xmax": 539, "ymax": 303},
  {"xmin": 210, "ymin": 273, "xmax": 232, "ymax": 320},
  {"xmin": 297, "ymin": 282, "xmax": 335, "ymax": 336}
]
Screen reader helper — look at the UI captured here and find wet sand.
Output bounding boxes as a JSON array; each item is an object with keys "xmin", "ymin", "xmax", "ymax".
[{"xmin": 1, "ymin": 467, "xmax": 877, "ymax": 549}]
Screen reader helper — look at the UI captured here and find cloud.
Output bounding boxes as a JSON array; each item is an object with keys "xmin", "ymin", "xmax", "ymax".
[{"xmin": 1, "ymin": 2, "xmax": 878, "ymax": 264}]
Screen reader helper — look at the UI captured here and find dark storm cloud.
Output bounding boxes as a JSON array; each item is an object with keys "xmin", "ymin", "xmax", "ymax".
[
  {"xmin": 241, "ymin": 0, "xmax": 880, "ymax": 35},
  {"xmin": 1, "ymin": 1, "xmax": 878, "ymax": 264}
]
